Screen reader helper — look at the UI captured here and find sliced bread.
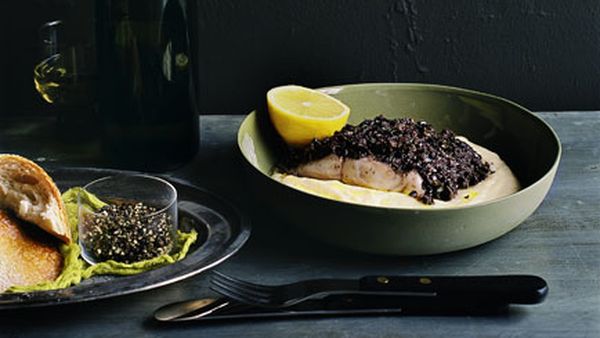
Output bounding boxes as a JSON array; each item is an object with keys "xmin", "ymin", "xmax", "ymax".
[
  {"xmin": 0, "ymin": 154, "xmax": 71, "ymax": 243},
  {"xmin": 0, "ymin": 209, "xmax": 63, "ymax": 292}
]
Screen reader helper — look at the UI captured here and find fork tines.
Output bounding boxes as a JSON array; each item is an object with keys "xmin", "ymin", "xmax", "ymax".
[{"xmin": 210, "ymin": 271, "xmax": 275, "ymax": 306}]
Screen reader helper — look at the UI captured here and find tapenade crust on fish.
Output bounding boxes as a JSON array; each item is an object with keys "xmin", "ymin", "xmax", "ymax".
[{"xmin": 279, "ymin": 116, "xmax": 492, "ymax": 204}]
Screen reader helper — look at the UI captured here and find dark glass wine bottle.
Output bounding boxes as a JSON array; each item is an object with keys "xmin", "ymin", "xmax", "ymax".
[{"xmin": 95, "ymin": 0, "xmax": 198, "ymax": 171}]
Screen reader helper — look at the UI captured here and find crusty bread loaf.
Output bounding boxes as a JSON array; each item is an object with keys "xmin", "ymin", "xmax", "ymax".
[
  {"xmin": 0, "ymin": 210, "xmax": 63, "ymax": 292},
  {"xmin": 0, "ymin": 154, "xmax": 71, "ymax": 243}
]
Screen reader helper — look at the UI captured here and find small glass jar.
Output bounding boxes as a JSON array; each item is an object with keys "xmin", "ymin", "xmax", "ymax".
[{"xmin": 78, "ymin": 174, "xmax": 178, "ymax": 264}]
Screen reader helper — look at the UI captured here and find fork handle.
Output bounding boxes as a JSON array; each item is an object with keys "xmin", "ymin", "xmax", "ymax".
[{"xmin": 359, "ymin": 275, "xmax": 548, "ymax": 304}]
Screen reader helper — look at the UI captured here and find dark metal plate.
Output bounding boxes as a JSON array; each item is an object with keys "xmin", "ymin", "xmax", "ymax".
[{"xmin": 0, "ymin": 167, "xmax": 251, "ymax": 309}]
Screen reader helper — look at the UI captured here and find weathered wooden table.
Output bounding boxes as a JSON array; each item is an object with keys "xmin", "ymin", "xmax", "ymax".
[{"xmin": 0, "ymin": 112, "xmax": 598, "ymax": 337}]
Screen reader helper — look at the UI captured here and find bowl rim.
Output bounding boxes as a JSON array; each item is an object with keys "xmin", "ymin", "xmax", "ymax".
[{"xmin": 237, "ymin": 82, "xmax": 562, "ymax": 212}]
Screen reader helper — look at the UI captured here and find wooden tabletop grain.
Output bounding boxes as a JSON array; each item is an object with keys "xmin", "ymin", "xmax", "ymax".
[{"xmin": 0, "ymin": 112, "xmax": 598, "ymax": 337}]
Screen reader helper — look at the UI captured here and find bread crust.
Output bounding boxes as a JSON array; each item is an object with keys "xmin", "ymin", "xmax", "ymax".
[{"xmin": 0, "ymin": 154, "xmax": 71, "ymax": 243}]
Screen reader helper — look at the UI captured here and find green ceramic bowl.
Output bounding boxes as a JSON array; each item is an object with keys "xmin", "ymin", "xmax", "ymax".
[{"xmin": 237, "ymin": 83, "xmax": 561, "ymax": 255}]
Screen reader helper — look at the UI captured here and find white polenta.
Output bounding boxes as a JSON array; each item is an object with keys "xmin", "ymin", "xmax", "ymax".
[{"xmin": 272, "ymin": 137, "xmax": 520, "ymax": 209}]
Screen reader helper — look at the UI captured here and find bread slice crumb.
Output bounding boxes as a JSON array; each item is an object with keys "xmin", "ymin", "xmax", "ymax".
[{"xmin": 0, "ymin": 154, "xmax": 71, "ymax": 243}]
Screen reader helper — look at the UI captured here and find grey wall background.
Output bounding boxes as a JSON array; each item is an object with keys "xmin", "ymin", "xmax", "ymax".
[
  {"xmin": 195, "ymin": 0, "xmax": 600, "ymax": 113},
  {"xmin": 1, "ymin": 0, "xmax": 599, "ymax": 116}
]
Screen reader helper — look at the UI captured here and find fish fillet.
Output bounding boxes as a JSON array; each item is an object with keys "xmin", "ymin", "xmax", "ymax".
[{"xmin": 294, "ymin": 155, "xmax": 425, "ymax": 197}]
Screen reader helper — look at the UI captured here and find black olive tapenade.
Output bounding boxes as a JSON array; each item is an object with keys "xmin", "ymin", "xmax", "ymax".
[{"xmin": 280, "ymin": 115, "xmax": 491, "ymax": 204}]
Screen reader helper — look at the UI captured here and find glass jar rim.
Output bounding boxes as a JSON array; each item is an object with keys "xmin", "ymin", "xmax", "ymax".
[{"xmin": 79, "ymin": 174, "xmax": 178, "ymax": 217}]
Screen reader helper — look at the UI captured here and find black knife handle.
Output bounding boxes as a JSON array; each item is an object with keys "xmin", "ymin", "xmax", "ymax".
[{"xmin": 358, "ymin": 275, "xmax": 548, "ymax": 304}]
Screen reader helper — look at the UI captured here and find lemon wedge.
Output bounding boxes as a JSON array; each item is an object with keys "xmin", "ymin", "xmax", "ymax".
[{"xmin": 267, "ymin": 85, "xmax": 350, "ymax": 147}]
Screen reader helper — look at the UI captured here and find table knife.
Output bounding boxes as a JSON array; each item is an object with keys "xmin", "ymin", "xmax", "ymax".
[
  {"xmin": 155, "ymin": 274, "xmax": 548, "ymax": 322},
  {"xmin": 155, "ymin": 293, "xmax": 519, "ymax": 322}
]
